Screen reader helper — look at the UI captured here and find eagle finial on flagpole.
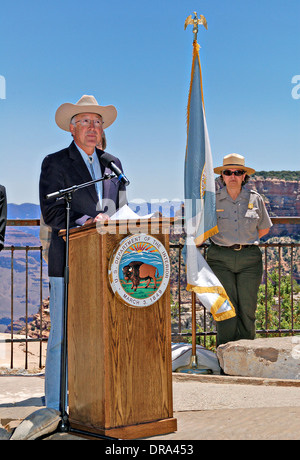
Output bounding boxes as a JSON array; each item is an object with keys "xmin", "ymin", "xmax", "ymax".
[{"xmin": 184, "ymin": 11, "xmax": 208, "ymax": 42}]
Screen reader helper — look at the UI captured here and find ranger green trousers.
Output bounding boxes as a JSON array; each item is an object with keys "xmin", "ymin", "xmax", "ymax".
[{"xmin": 207, "ymin": 244, "xmax": 263, "ymax": 346}]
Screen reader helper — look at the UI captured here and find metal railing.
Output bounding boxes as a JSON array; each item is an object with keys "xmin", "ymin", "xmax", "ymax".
[
  {"xmin": 0, "ymin": 219, "xmax": 48, "ymax": 370},
  {"xmin": 170, "ymin": 217, "xmax": 300, "ymax": 347},
  {"xmin": 0, "ymin": 217, "xmax": 299, "ymax": 369},
  {"xmin": 170, "ymin": 240, "xmax": 300, "ymax": 346},
  {"xmin": 5, "ymin": 245, "xmax": 46, "ymax": 369}
]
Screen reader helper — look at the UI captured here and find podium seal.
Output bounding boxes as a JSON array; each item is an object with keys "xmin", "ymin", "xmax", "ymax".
[{"xmin": 108, "ymin": 233, "xmax": 170, "ymax": 308}]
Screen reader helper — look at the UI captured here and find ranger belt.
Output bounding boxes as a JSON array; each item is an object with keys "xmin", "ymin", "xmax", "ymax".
[{"xmin": 216, "ymin": 243, "xmax": 251, "ymax": 251}]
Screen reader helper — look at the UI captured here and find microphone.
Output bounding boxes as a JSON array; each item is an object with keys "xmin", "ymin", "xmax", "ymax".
[{"xmin": 100, "ymin": 152, "xmax": 130, "ymax": 186}]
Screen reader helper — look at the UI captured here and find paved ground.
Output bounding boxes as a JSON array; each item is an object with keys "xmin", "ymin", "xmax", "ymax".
[{"xmin": 1, "ymin": 372, "xmax": 300, "ymax": 440}]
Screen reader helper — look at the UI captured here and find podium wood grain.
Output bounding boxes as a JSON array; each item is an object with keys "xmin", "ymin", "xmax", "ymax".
[{"xmin": 66, "ymin": 221, "xmax": 177, "ymax": 439}]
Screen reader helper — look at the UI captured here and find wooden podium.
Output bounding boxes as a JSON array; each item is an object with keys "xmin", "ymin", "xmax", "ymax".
[{"xmin": 66, "ymin": 219, "xmax": 177, "ymax": 439}]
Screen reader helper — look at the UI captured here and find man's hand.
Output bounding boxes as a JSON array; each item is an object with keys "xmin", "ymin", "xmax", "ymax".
[
  {"xmin": 94, "ymin": 213, "xmax": 110, "ymax": 222},
  {"xmin": 83, "ymin": 213, "xmax": 110, "ymax": 226}
]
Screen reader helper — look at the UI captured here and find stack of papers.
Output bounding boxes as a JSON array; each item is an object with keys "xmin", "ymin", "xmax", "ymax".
[{"xmin": 110, "ymin": 204, "xmax": 154, "ymax": 221}]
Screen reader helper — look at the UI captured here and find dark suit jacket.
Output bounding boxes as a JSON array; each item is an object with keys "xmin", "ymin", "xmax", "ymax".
[
  {"xmin": 0, "ymin": 185, "xmax": 7, "ymax": 251},
  {"xmin": 39, "ymin": 141, "xmax": 127, "ymax": 277}
]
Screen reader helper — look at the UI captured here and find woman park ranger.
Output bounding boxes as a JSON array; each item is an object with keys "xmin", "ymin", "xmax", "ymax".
[{"xmin": 207, "ymin": 154, "xmax": 272, "ymax": 346}]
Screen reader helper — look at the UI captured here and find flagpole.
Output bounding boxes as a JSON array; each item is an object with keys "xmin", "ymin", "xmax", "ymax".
[
  {"xmin": 175, "ymin": 11, "xmax": 212, "ymax": 375},
  {"xmin": 189, "ymin": 292, "xmax": 202, "ymax": 372},
  {"xmin": 175, "ymin": 291, "xmax": 212, "ymax": 374},
  {"xmin": 191, "ymin": 292, "xmax": 197, "ymax": 362}
]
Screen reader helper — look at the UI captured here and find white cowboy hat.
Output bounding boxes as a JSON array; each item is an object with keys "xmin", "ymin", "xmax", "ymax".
[
  {"xmin": 214, "ymin": 153, "xmax": 256, "ymax": 175},
  {"xmin": 55, "ymin": 95, "xmax": 117, "ymax": 131}
]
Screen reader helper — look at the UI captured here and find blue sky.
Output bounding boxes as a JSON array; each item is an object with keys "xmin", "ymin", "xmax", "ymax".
[{"xmin": 0, "ymin": 0, "xmax": 299, "ymax": 205}]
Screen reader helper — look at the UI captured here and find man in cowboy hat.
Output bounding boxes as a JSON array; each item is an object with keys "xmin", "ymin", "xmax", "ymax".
[
  {"xmin": 207, "ymin": 153, "xmax": 272, "ymax": 347},
  {"xmin": 39, "ymin": 95, "xmax": 127, "ymax": 411}
]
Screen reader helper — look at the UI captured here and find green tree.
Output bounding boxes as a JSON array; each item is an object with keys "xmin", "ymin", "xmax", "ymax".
[{"xmin": 256, "ymin": 271, "xmax": 300, "ymax": 334}]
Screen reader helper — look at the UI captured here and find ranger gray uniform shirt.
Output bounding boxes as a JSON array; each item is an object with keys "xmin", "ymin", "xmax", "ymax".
[{"xmin": 211, "ymin": 187, "xmax": 272, "ymax": 246}]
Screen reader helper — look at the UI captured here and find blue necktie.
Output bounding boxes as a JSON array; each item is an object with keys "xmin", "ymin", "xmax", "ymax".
[{"xmin": 88, "ymin": 156, "xmax": 102, "ymax": 207}]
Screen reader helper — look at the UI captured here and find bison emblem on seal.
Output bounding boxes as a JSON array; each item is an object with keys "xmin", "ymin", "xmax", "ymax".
[{"xmin": 122, "ymin": 261, "xmax": 159, "ymax": 291}]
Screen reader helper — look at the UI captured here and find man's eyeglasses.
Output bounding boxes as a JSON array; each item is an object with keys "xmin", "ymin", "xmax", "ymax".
[
  {"xmin": 222, "ymin": 169, "xmax": 245, "ymax": 177},
  {"xmin": 74, "ymin": 118, "xmax": 103, "ymax": 128}
]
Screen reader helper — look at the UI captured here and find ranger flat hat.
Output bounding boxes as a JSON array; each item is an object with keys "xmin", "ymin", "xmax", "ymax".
[
  {"xmin": 214, "ymin": 153, "xmax": 255, "ymax": 175},
  {"xmin": 55, "ymin": 94, "xmax": 117, "ymax": 132}
]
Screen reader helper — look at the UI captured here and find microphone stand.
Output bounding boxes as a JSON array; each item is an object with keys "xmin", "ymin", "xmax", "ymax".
[{"xmin": 45, "ymin": 173, "xmax": 116, "ymax": 432}]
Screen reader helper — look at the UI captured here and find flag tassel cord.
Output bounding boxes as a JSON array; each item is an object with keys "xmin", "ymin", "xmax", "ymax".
[{"xmin": 186, "ymin": 40, "xmax": 205, "ymax": 144}]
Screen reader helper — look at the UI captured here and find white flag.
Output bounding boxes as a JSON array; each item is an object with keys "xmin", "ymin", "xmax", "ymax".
[{"xmin": 186, "ymin": 237, "xmax": 236, "ymax": 321}]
